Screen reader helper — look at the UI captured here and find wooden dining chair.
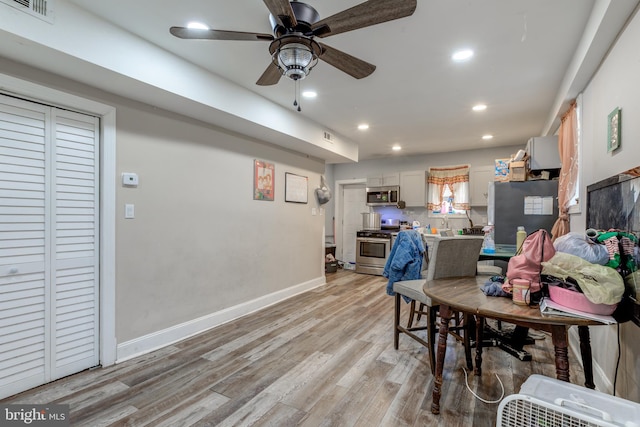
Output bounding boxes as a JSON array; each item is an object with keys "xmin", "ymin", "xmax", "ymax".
[{"xmin": 392, "ymin": 235, "xmax": 484, "ymax": 373}]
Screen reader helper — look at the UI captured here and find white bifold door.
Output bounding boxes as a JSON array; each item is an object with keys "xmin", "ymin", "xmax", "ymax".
[{"xmin": 0, "ymin": 94, "xmax": 100, "ymax": 399}]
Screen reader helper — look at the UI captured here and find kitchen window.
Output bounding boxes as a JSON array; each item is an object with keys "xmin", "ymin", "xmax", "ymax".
[{"xmin": 427, "ymin": 164, "xmax": 470, "ymax": 216}]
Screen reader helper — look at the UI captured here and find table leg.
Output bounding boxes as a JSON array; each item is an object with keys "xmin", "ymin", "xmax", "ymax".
[
  {"xmin": 578, "ymin": 326, "xmax": 595, "ymax": 389},
  {"xmin": 550, "ymin": 325, "xmax": 570, "ymax": 383},
  {"xmin": 475, "ymin": 316, "xmax": 484, "ymax": 376},
  {"xmin": 431, "ymin": 304, "xmax": 453, "ymax": 415},
  {"xmin": 463, "ymin": 313, "xmax": 473, "ymax": 370}
]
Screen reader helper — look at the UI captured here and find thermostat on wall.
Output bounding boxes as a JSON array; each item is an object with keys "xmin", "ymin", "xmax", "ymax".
[{"xmin": 122, "ymin": 172, "xmax": 139, "ymax": 187}]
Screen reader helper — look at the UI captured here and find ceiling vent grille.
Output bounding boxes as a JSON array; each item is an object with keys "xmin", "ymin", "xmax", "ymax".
[{"xmin": 0, "ymin": 0, "xmax": 54, "ymax": 23}]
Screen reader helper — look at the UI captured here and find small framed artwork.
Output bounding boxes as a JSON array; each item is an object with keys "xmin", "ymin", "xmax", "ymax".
[
  {"xmin": 254, "ymin": 159, "xmax": 274, "ymax": 201},
  {"xmin": 607, "ymin": 107, "xmax": 621, "ymax": 153},
  {"xmin": 285, "ymin": 172, "xmax": 308, "ymax": 203}
]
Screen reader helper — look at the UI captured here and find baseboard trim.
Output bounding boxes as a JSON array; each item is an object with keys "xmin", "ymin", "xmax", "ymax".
[{"xmin": 116, "ymin": 276, "xmax": 326, "ymax": 363}]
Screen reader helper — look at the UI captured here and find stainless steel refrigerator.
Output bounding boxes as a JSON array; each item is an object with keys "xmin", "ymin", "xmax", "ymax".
[{"xmin": 489, "ymin": 180, "xmax": 559, "ymax": 245}]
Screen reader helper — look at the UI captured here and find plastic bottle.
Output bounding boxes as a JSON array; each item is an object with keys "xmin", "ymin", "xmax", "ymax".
[
  {"xmin": 516, "ymin": 226, "xmax": 527, "ymax": 252},
  {"xmin": 482, "ymin": 224, "xmax": 495, "ymax": 253}
]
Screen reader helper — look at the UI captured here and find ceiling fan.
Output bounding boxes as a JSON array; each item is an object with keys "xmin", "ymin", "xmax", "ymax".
[{"xmin": 170, "ymin": 0, "xmax": 417, "ymax": 86}]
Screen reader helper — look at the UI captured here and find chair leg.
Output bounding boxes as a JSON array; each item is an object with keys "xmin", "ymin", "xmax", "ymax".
[
  {"xmin": 406, "ymin": 300, "xmax": 416, "ymax": 328},
  {"xmin": 394, "ymin": 293, "xmax": 401, "ymax": 349},
  {"xmin": 416, "ymin": 303, "xmax": 425, "ymax": 322}
]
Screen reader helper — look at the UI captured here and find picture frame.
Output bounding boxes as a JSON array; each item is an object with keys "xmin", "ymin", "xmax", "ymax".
[
  {"xmin": 254, "ymin": 159, "xmax": 274, "ymax": 201},
  {"xmin": 607, "ymin": 107, "xmax": 621, "ymax": 152},
  {"xmin": 284, "ymin": 172, "xmax": 308, "ymax": 203}
]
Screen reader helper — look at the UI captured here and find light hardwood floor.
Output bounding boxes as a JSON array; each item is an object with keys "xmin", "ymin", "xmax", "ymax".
[{"xmin": 2, "ymin": 270, "xmax": 587, "ymax": 426}]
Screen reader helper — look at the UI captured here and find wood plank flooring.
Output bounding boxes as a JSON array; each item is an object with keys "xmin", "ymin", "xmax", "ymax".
[{"xmin": 2, "ymin": 270, "xmax": 588, "ymax": 426}]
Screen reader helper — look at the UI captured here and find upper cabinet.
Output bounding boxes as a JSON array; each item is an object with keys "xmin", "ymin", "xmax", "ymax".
[
  {"xmin": 400, "ymin": 170, "xmax": 426, "ymax": 207},
  {"xmin": 470, "ymin": 166, "xmax": 494, "ymax": 206},
  {"xmin": 366, "ymin": 172, "xmax": 400, "ymax": 187}
]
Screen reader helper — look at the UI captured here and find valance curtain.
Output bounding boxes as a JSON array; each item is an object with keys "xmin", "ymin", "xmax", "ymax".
[
  {"xmin": 551, "ymin": 101, "xmax": 578, "ymax": 241},
  {"xmin": 427, "ymin": 164, "xmax": 470, "ymax": 211}
]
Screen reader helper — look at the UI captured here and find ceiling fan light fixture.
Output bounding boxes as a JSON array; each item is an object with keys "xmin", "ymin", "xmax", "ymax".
[
  {"xmin": 278, "ymin": 43, "xmax": 315, "ymax": 80},
  {"xmin": 269, "ymin": 35, "xmax": 322, "ymax": 82}
]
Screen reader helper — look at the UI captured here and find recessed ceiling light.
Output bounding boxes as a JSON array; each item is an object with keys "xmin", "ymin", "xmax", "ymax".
[
  {"xmin": 392, "ymin": 145, "xmax": 402, "ymax": 151},
  {"xmin": 482, "ymin": 134, "xmax": 494, "ymax": 140},
  {"xmin": 452, "ymin": 49, "xmax": 474, "ymax": 62},
  {"xmin": 187, "ymin": 22, "xmax": 209, "ymax": 30},
  {"xmin": 472, "ymin": 104, "xmax": 487, "ymax": 111},
  {"xmin": 358, "ymin": 123, "xmax": 369, "ymax": 130},
  {"xmin": 302, "ymin": 91, "xmax": 317, "ymax": 98}
]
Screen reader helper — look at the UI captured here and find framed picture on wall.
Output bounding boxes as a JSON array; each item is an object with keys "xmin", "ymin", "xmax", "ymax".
[
  {"xmin": 285, "ymin": 172, "xmax": 308, "ymax": 203},
  {"xmin": 607, "ymin": 107, "xmax": 621, "ymax": 153},
  {"xmin": 254, "ymin": 159, "xmax": 274, "ymax": 201}
]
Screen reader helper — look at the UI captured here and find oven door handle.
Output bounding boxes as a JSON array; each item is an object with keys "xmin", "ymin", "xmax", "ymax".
[{"xmin": 357, "ymin": 238, "xmax": 390, "ymax": 243}]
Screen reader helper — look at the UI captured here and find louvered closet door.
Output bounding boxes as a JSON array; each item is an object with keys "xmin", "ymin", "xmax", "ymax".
[
  {"xmin": 51, "ymin": 108, "xmax": 100, "ymax": 380},
  {"xmin": 0, "ymin": 94, "xmax": 99, "ymax": 399}
]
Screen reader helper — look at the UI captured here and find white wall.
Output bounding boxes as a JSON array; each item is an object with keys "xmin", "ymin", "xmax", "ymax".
[
  {"xmin": 570, "ymin": 7, "xmax": 640, "ymax": 401},
  {"xmin": 0, "ymin": 59, "xmax": 328, "ymax": 361}
]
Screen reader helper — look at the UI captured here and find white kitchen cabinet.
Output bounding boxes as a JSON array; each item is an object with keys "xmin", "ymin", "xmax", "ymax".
[
  {"xmin": 470, "ymin": 166, "xmax": 494, "ymax": 206},
  {"xmin": 400, "ymin": 170, "xmax": 426, "ymax": 207},
  {"xmin": 366, "ymin": 172, "xmax": 400, "ymax": 187}
]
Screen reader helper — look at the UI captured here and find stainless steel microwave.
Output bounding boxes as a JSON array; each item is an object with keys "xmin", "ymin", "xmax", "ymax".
[{"xmin": 366, "ymin": 186, "xmax": 400, "ymax": 206}]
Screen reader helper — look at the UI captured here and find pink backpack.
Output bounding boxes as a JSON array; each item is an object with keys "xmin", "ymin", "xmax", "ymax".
[{"xmin": 505, "ymin": 229, "xmax": 556, "ymax": 299}]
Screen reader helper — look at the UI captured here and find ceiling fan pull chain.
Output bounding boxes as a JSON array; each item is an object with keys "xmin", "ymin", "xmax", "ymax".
[{"xmin": 293, "ymin": 79, "xmax": 301, "ymax": 112}]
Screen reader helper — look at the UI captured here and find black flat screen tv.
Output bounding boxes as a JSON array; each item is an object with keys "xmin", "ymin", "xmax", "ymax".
[
  {"xmin": 586, "ymin": 167, "xmax": 640, "ymax": 234},
  {"xmin": 586, "ymin": 166, "xmax": 640, "ymax": 326}
]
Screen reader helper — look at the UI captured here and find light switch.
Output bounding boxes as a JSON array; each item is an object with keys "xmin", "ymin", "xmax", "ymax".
[
  {"xmin": 122, "ymin": 173, "xmax": 139, "ymax": 187},
  {"xmin": 125, "ymin": 204, "xmax": 135, "ymax": 219},
  {"xmin": 311, "ymin": 208, "xmax": 317, "ymax": 216}
]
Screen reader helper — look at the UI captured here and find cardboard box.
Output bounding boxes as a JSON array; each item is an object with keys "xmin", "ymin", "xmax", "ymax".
[
  {"xmin": 509, "ymin": 160, "xmax": 527, "ymax": 181},
  {"xmin": 494, "ymin": 158, "xmax": 510, "ymax": 181}
]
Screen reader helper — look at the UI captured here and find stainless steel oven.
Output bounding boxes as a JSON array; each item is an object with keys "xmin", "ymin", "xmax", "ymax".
[{"xmin": 355, "ymin": 230, "xmax": 392, "ymax": 275}]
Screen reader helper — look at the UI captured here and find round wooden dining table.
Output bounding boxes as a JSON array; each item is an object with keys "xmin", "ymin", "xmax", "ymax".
[{"xmin": 423, "ymin": 275, "xmax": 603, "ymax": 415}]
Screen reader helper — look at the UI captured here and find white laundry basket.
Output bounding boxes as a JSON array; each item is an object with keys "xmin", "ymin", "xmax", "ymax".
[{"xmin": 497, "ymin": 375, "xmax": 640, "ymax": 427}]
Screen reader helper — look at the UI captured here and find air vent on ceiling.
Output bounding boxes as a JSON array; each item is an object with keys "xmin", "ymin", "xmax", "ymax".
[
  {"xmin": 323, "ymin": 131, "xmax": 334, "ymax": 143},
  {"xmin": 0, "ymin": 0, "xmax": 54, "ymax": 23}
]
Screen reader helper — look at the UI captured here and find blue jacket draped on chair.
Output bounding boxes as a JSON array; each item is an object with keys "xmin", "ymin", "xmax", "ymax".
[{"xmin": 384, "ymin": 230, "xmax": 425, "ymax": 299}]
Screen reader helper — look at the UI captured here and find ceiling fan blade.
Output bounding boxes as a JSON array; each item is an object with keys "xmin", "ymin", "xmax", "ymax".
[
  {"xmin": 256, "ymin": 62, "xmax": 283, "ymax": 86},
  {"xmin": 318, "ymin": 42, "xmax": 376, "ymax": 79},
  {"xmin": 262, "ymin": 0, "xmax": 297, "ymax": 28},
  {"xmin": 311, "ymin": 0, "xmax": 417, "ymax": 38},
  {"xmin": 170, "ymin": 27, "xmax": 273, "ymax": 41}
]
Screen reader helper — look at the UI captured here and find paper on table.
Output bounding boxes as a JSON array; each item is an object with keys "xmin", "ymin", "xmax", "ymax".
[{"xmin": 539, "ymin": 298, "xmax": 617, "ymax": 324}]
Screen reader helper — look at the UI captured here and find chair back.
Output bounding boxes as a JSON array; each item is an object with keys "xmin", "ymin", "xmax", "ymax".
[{"xmin": 425, "ymin": 236, "xmax": 483, "ymax": 280}]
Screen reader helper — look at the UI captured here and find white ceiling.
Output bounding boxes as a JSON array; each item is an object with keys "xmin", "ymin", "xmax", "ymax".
[{"xmin": 5, "ymin": 0, "xmax": 640, "ymax": 161}]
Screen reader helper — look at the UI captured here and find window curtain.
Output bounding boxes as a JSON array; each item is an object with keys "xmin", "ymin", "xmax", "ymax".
[
  {"xmin": 551, "ymin": 101, "xmax": 578, "ymax": 241},
  {"xmin": 427, "ymin": 165, "xmax": 470, "ymax": 211}
]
